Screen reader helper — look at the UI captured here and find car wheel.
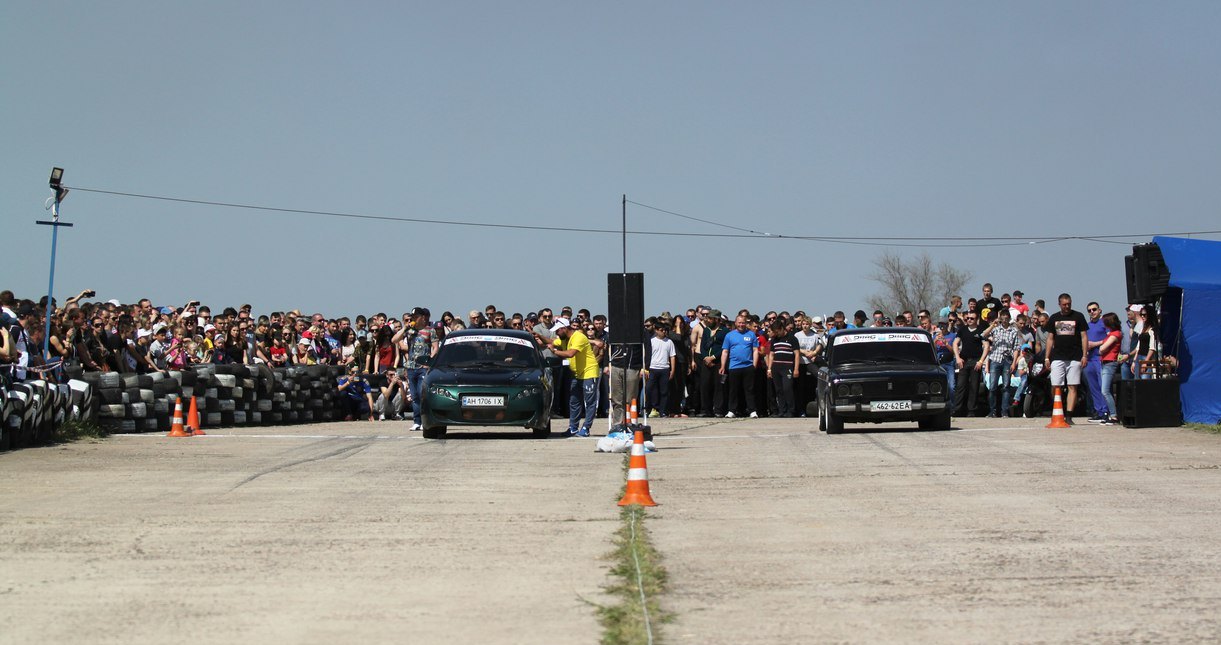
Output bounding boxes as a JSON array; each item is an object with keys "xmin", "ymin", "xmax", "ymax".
[
  {"xmin": 422, "ymin": 425, "xmax": 446, "ymax": 439},
  {"xmin": 824, "ymin": 399, "xmax": 844, "ymax": 434}
]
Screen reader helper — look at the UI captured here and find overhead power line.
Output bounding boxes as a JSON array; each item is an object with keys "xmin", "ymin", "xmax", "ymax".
[{"xmin": 64, "ymin": 185, "xmax": 1220, "ymax": 248}]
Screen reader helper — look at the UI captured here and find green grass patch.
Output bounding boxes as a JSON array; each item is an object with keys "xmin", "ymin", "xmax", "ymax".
[
  {"xmin": 598, "ymin": 504, "xmax": 671, "ymax": 645},
  {"xmin": 1186, "ymin": 423, "xmax": 1221, "ymax": 435},
  {"xmin": 53, "ymin": 419, "xmax": 109, "ymax": 443}
]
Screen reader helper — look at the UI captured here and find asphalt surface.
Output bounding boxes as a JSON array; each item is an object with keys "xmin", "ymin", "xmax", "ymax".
[
  {"xmin": 2, "ymin": 416, "xmax": 1218, "ymax": 644},
  {"xmin": 649, "ymin": 417, "xmax": 1221, "ymax": 644}
]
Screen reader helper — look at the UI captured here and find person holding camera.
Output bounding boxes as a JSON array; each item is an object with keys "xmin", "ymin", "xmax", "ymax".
[
  {"xmin": 337, "ymin": 364, "xmax": 375, "ymax": 422},
  {"xmin": 376, "ymin": 369, "xmax": 407, "ymax": 421}
]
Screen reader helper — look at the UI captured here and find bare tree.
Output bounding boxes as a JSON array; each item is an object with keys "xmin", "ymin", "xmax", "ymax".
[{"xmin": 867, "ymin": 251, "xmax": 972, "ymax": 316}]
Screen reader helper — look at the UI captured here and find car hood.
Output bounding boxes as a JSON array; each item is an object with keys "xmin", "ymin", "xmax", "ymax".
[
  {"xmin": 425, "ymin": 367, "xmax": 545, "ymax": 387},
  {"xmin": 830, "ymin": 363, "xmax": 944, "ymax": 379}
]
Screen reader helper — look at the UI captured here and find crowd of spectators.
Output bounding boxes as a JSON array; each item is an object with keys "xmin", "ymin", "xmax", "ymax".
[{"xmin": 1, "ymin": 283, "xmax": 1164, "ymax": 428}]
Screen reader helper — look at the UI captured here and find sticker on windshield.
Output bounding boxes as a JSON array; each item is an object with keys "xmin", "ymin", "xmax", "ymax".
[
  {"xmin": 443, "ymin": 335, "xmax": 534, "ymax": 348},
  {"xmin": 834, "ymin": 333, "xmax": 930, "ymax": 345}
]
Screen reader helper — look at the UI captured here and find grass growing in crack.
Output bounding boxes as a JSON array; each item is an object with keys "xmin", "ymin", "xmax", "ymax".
[
  {"xmin": 53, "ymin": 419, "xmax": 109, "ymax": 443},
  {"xmin": 598, "ymin": 504, "xmax": 670, "ymax": 645},
  {"xmin": 1187, "ymin": 423, "xmax": 1221, "ymax": 435}
]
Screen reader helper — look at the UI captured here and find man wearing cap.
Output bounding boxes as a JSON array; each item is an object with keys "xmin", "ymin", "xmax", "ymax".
[
  {"xmin": 393, "ymin": 307, "xmax": 439, "ymax": 431},
  {"xmin": 550, "ymin": 318, "xmax": 603, "ymax": 437},
  {"xmin": 148, "ymin": 326, "xmax": 171, "ymax": 370},
  {"xmin": 1120, "ymin": 304, "xmax": 1144, "ymax": 381},
  {"xmin": 1011, "ymin": 290, "xmax": 1030, "ymax": 317}
]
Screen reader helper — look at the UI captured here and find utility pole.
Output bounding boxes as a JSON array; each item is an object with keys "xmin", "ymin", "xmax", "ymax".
[{"xmin": 38, "ymin": 167, "xmax": 73, "ymax": 360}]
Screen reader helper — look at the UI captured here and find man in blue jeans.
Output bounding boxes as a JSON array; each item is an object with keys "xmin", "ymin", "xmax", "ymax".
[
  {"xmin": 548, "ymin": 318, "xmax": 603, "ymax": 437},
  {"xmin": 983, "ymin": 309, "xmax": 1020, "ymax": 417},
  {"xmin": 1083, "ymin": 302, "xmax": 1109, "ymax": 422},
  {"xmin": 393, "ymin": 307, "xmax": 438, "ymax": 431}
]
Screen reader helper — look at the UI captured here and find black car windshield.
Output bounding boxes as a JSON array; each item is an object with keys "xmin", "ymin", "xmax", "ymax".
[
  {"xmin": 829, "ymin": 332, "xmax": 937, "ymax": 367},
  {"xmin": 433, "ymin": 335, "xmax": 541, "ymax": 369}
]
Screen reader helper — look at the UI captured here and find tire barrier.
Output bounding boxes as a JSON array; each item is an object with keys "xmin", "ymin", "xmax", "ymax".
[
  {"xmin": 2, "ymin": 378, "xmax": 93, "ymax": 451},
  {"xmin": 1, "ymin": 364, "xmax": 348, "ymax": 449}
]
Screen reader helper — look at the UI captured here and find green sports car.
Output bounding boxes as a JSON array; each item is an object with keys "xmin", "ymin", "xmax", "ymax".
[{"xmin": 420, "ymin": 329, "xmax": 554, "ymax": 439}]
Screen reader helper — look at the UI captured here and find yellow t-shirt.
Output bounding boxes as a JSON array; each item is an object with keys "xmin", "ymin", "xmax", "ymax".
[{"xmin": 554, "ymin": 330, "xmax": 599, "ymax": 380}]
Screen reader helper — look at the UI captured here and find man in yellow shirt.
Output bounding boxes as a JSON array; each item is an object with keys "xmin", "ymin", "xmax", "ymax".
[{"xmin": 552, "ymin": 318, "xmax": 603, "ymax": 437}]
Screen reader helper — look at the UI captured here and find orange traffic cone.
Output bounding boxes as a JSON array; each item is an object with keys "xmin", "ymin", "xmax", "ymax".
[
  {"xmin": 629, "ymin": 398, "xmax": 638, "ymax": 426},
  {"xmin": 188, "ymin": 396, "xmax": 205, "ymax": 436},
  {"xmin": 1046, "ymin": 386, "xmax": 1071, "ymax": 428},
  {"xmin": 167, "ymin": 398, "xmax": 191, "ymax": 437},
  {"xmin": 618, "ymin": 430, "xmax": 658, "ymax": 507}
]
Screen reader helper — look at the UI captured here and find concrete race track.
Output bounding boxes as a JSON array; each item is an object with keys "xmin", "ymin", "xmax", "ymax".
[{"xmin": 2, "ymin": 417, "xmax": 1219, "ymax": 643}]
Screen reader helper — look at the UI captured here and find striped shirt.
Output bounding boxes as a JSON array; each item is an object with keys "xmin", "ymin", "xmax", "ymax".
[{"xmin": 769, "ymin": 334, "xmax": 798, "ymax": 366}]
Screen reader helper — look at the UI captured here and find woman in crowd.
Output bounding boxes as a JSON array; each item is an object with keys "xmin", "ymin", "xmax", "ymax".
[
  {"xmin": 268, "ymin": 332, "xmax": 288, "ymax": 367},
  {"xmin": 367, "ymin": 325, "xmax": 396, "ymax": 374},
  {"xmin": 226, "ymin": 326, "xmax": 247, "ymax": 364},
  {"xmin": 1097, "ymin": 312, "xmax": 1123, "ymax": 424},
  {"xmin": 1133, "ymin": 306, "xmax": 1160, "ymax": 379},
  {"xmin": 339, "ymin": 328, "xmax": 358, "ymax": 367},
  {"xmin": 668, "ymin": 315, "xmax": 692, "ymax": 416}
]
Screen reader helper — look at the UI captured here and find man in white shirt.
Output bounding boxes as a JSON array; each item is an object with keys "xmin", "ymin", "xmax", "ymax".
[{"xmin": 643, "ymin": 318, "xmax": 675, "ymax": 418}]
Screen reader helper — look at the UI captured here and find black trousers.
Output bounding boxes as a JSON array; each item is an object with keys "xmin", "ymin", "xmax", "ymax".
[
  {"xmin": 771, "ymin": 363, "xmax": 795, "ymax": 417},
  {"xmin": 726, "ymin": 366, "xmax": 756, "ymax": 415},
  {"xmin": 955, "ymin": 362, "xmax": 983, "ymax": 416},
  {"xmin": 698, "ymin": 361, "xmax": 725, "ymax": 416}
]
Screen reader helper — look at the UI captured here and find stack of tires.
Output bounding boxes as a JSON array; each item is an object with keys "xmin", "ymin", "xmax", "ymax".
[
  {"xmin": 2, "ymin": 378, "xmax": 93, "ymax": 451},
  {"xmin": 3, "ymin": 365, "xmax": 348, "ymax": 449}
]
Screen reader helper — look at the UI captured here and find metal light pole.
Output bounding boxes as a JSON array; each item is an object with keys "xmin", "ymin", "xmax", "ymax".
[{"xmin": 38, "ymin": 167, "xmax": 72, "ymax": 360}]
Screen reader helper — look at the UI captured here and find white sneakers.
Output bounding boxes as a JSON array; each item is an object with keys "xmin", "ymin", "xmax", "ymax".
[
  {"xmin": 410, "ymin": 423, "xmax": 421, "ymax": 431},
  {"xmin": 725, "ymin": 411, "xmax": 735, "ymax": 418},
  {"xmin": 749, "ymin": 411, "xmax": 759, "ymax": 418}
]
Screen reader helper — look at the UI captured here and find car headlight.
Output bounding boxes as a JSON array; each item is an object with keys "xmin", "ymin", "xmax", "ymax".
[
  {"xmin": 428, "ymin": 386, "xmax": 457, "ymax": 400},
  {"xmin": 837, "ymin": 384, "xmax": 850, "ymax": 397},
  {"xmin": 513, "ymin": 386, "xmax": 541, "ymax": 400},
  {"xmin": 850, "ymin": 384, "xmax": 863, "ymax": 396},
  {"xmin": 931, "ymin": 381, "xmax": 943, "ymax": 395},
  {"xmin": 917, "ymin": 382, "xmax": 929, "ymax": 395}
]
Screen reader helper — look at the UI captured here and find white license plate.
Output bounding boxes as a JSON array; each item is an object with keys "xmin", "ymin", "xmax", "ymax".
[
  {"xmin": 461, "ymin": 395, "xmax": 505, "ymax": 407},
  {"xmin": 870, "ymin": 400, "xmax": 912, "ymax": 412}
]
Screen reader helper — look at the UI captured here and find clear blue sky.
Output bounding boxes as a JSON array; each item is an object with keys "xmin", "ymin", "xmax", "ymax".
[{"xmin": 4, "ymin": 1, "xmax": 1219, "ymax": 319}]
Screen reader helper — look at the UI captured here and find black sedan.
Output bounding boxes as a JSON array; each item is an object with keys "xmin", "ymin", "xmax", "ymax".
[
  {"xmin": 816, "ymin": 328, "xmax": 951, "ymax": 433},
  {"xmin": 420, "ymin": 329, "xmax": 553, "ymax": 439}
]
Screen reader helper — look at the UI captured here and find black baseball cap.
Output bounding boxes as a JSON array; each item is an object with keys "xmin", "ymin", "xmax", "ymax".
[{"xmin": 410, "ymin": 307, "xmax": 430, "ymax": 319}]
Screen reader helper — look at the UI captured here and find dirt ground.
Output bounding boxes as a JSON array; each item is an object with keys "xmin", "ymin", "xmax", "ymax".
[{"xmin": 2, "ymin": 417, "xmax": 1218, "ymax": 644}]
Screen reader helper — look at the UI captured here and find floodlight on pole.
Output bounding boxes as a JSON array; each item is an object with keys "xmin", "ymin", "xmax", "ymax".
[{"xmin": 38, "ymin": 167, "xmax": 74, "ymax": 361}]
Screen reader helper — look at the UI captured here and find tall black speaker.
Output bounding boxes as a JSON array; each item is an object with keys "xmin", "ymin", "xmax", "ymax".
[
  {"xmin": 1125, "ymin": 243, "xmax": 1171, "ymax": 305},
  {"xmin": 607, "ymin": 273, "xmax": 645, "ymax": 344},
  {"xmin": 1118, "ymin": 378, "xmax": 1183, "ymax": 428}
]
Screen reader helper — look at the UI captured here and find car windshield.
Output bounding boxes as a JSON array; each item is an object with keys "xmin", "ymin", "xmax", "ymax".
[
  {"xmin": 830, "ymin": 332, "xmax": 937, "ymax": 367},
  {"xmin": 433, "ymin": 335, "xmax": 541, "ymax": 370}
]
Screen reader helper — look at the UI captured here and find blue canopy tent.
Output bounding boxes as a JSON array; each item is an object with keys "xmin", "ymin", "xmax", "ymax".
[{"xmin": 1153, "ymin": 236, "xmax": 1221, "ymax": 424}]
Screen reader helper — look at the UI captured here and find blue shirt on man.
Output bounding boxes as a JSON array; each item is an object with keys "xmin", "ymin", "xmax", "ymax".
[{"xmin": 723, "ymin": 329, "xmax": 758, "ymax": 370}]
